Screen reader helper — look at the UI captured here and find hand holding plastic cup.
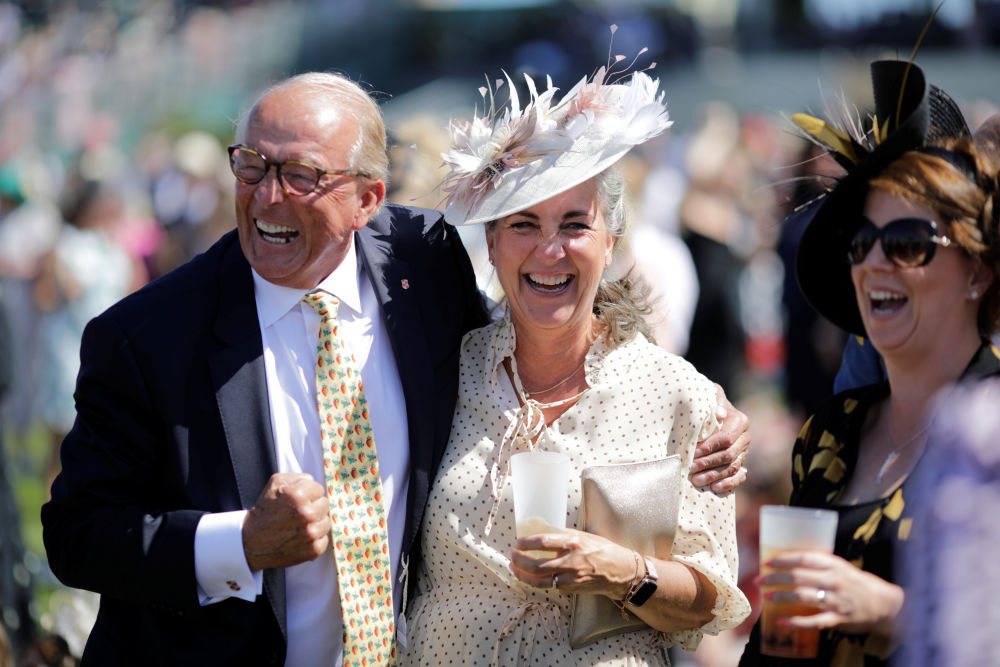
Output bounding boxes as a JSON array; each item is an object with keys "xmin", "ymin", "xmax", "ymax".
[
  {"xmin": 511, "ymin": 450, "xmax": 569, "ymax": 558},
  {"xmin": 759, "ymin": 505, "xmax": 839, "ymax": 658}
]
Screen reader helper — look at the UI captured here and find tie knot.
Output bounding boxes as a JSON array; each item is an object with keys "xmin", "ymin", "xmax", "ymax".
[{"xmin": 302, "ymin": 290, "xmax": 340, "ymax": 321}]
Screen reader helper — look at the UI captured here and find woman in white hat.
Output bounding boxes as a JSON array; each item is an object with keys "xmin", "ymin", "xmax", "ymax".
[{"xmin": 399, "ymin": 56, "xmax": 750, "ymax": 666}]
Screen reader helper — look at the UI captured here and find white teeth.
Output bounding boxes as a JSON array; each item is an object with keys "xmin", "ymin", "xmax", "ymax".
[
  {"xmin": 528, "ymin": 273, "xmax": 570, "ymax": 286},
  {"xmin": 255, "ymin": 219, "xmax": 296, "ymax": 234},
  {"xmin": 255, "ymin": 219, "xmax": 298, "ymax": 244},
  {"xmin": 869, "ymin": 290, "xmax": 904, "ymax": 301}
]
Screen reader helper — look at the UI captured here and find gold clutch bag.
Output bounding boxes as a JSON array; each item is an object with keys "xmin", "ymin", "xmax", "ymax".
[{"xmin": 569, "ymin": 456, "xmax": 682, "ymax": 648}]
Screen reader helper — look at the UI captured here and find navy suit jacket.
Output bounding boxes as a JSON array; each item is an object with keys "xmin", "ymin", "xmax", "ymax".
[{"xmin": 41, "ymin": 204, "xmax": 490, "ymax": 666}]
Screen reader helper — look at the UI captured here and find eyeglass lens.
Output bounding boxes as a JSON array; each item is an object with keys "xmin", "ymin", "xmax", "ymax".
[
  {"xmin": 229, "ymin": 147, "xmax": 321, "ymax": 195},
  {"xmin": 848, "ymin": 218, "xmax": 944, "ymax": 268}
]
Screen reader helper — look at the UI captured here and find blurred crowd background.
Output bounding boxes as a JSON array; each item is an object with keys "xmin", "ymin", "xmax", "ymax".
[{"xmin": 0, "ymin": 1, "xmax": 998, "ymax": 665}]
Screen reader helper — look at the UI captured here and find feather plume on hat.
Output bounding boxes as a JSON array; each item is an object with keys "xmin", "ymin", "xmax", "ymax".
[
  {"xmin": 793, "ymin": 57, "xmax": 971, "ymax": 336},
  {"xmin": 440, "ymin": 29, "xmax": 672, "ymax": 226}
]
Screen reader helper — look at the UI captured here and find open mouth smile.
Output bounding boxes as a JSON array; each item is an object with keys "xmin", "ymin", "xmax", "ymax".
[
  {"xmin": 256, "ymin": 219, "xmax": 299, "ymax": 244},
  {"xmin": 525, "ymin": 273, "xmax": 573, "ymax": 294},
  {"xmin": 868, "ymin": 289, "xmax": 907, "ymax": 315}
]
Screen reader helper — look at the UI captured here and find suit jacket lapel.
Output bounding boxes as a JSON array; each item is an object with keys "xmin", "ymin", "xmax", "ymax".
[
  {"xmin": 356, "ymin": 225, "xmax": 435, "ymax": 438},
  {"xmin": 206, "ymin": 240, "xmax": 285, "ymax": 638},
  {"xmin": 209, "ymin": 244, "xmax": 277, "ymax": 507},
  {"xmin": 355, "ymin": 226, "xmax": 436, "ymax": 528}
]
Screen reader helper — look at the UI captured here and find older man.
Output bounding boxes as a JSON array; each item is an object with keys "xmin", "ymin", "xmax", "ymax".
[{"xmin": 42, "ymin": 72, "xmax": 748, "ymax": 667}]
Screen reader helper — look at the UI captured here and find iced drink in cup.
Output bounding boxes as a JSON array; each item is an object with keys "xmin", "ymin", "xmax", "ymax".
[
  {"xmin": 511, "ymin": 450, "xmax": 569, "ymax": 558},
  {"xmin": 759, "ymin": 505, "xmax": 839, "ymax": 658}
]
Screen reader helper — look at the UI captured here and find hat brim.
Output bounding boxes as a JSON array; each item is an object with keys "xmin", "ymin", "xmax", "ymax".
[
  {"xmin": 795, "ymin": 169, "xmax": 870, "ymax": 336},
  {"xmin": 444, "ymin": 138, "xmax": 634, "ymax": 226},
  {"xmin": 794, "ymin": 60, "xmax": 970, "ymax": 337}
]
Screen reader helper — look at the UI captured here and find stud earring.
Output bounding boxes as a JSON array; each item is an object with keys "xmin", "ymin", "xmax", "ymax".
[{"xmin": 971, "ymin": 289, "xmax": 980, "ymax": 300}]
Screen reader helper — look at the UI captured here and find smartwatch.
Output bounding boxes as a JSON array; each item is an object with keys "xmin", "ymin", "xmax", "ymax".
[{"xmin": 625, "ymin": 556, "xmax": 658, "ymax": 607}]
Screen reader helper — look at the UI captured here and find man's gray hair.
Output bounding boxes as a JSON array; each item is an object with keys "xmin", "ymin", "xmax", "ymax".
[{"xmin": 234, "ymin": 72, "xmax": 390, "ymax": 184}]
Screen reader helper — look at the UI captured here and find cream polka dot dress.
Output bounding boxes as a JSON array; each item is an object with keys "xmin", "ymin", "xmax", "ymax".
[{"xmin": 400, "ymin": 318, "xmax": 750, "ymax": 666}]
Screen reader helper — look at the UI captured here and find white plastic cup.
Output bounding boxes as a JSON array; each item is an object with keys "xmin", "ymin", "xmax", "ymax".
[
  {"xmin": 759, "ymin": 505, "xmax": 839, "ymax": 658},
  {"xmin": 510, "ymin": 451, "xmax": 569, "ymax": 543},
  {"xmin": 760, "ymin": 505, "xmax": 839, "ymax": 552}
]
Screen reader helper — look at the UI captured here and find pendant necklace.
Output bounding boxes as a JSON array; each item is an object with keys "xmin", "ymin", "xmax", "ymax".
[{"xmin": 876, "ymin": 416, "xmax": 930, "ymax": 485}]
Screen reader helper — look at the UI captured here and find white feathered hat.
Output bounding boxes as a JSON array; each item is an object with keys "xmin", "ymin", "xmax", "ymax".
[{"xmin": 440, "ymin": 39, "xmax": 672, "ymax": 226}]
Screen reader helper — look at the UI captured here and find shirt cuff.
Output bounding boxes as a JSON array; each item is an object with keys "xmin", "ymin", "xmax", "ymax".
[{"xmin": 194, "ymin": 510, "xmax": 262, "ymax": 604}]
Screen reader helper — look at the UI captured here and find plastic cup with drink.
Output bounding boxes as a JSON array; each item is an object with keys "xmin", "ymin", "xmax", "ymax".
[
  {"xmin": 511, "ymin": 450, "xmax": 569, "ymax": 558},
  {"xmin": 759, "ymin": 505, "xmax": 839, "ymax": 658}
]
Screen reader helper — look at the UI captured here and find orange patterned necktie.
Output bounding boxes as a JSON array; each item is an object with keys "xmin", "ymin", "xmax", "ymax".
[{"xmin": 302, "ymin": 291, "xmax": 396, "ymax": 666}]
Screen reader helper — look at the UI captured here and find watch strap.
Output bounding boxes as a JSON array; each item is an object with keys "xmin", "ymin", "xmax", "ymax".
[{"xmin": 624, "ymin": 556, "xmax": 658, "ymax": 607}]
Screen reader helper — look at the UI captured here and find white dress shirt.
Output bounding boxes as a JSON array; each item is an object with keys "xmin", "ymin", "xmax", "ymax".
[{"xmin": 193, "ymin": 238, "xmax": 410, "ymax": 667}]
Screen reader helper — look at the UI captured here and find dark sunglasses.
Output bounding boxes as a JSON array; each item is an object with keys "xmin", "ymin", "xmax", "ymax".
[
  {"xmin": 847, "ymin": 217, "xmax": 954, "ymax": 268},
  {"xmin": 228, "ymin": 145, "xmax": 369, "ymax": 196}
]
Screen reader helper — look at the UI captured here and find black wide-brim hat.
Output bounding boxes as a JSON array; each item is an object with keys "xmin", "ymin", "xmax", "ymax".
[{"xmin": 794, "ymin": 60, "xmax": 970, "ymax": 336}]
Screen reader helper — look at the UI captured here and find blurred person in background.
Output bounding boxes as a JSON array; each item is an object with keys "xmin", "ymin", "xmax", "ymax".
[
  {"xmin": 385, "ymin": 114, "xmax": 505, "ymax": 301},
  {"xmin": 148, "ymin": 131, "xmax": 233, "ymax": 276},
  {"xmin": 386, "ymin": 114, "xmax": 452, "ymax": 212},
  {"xmin": 32, "ymin": 174, "xmax": 137, "ymax": 487},
  {"xmin": 618, "ymin": 144, "xmax": 701, "ymax": 357},
  {"xmin": 732, "ymin": 113, "xmax": 785, "ymax": 388},
  {"xmin": 740, "ymin": 60, "xmax": 1000, "ymax": 666},
  {"xmin": 679, "ymin": 103, "xmax": 750, "ymax": 400},
  {"xmin": 777, "ymin": 141, "xmax": 848, "ymax": 418},
  {"xmin": 0, "ymin": 299, "xmax": 37, "ymax": 662},
  {"xmin": 895, "ymin": 377, "xmax": 1000, "ymax": 667},
  {"xmin": 0, "ymin": 158, "xmax": 62, "ymax": 445},
  {"xmin": 16, "ymin": 632, "xmax": 78, "ymax": 667}
]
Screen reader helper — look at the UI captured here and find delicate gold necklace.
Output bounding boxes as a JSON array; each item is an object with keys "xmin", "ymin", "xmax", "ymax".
[
  {"xmin": 530, "ymin": 387, "xmax": 590, "ymax": 410},
  {"xmin": 876, "ymin": 417, "xmax": 930, "ymax": 485},
  {"xmin": 522, "ymin": 359, "xmax": 587, "ymax": 398}
]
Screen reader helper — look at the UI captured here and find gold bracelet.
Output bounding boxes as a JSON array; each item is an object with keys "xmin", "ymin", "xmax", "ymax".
[{"xmin": 614, "ymin": 551, "xmax": 643, "ymax": 619}]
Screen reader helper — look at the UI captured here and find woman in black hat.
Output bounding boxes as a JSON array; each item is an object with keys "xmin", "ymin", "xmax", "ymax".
[{"xmin": 739, "ymin": 61, "xmax": 1000, "ymax": 666}]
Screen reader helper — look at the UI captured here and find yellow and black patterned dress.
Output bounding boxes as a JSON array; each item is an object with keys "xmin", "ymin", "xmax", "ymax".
[{"xmin": 739, "ymin": 342, "xmax": 1000, "ymax": 667}]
